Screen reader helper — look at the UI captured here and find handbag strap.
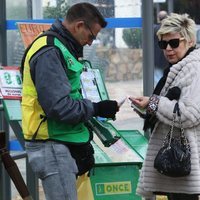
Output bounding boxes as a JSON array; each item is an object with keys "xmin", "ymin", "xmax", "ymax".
[
  {"xmin": 175, "ymin": 103, "xmax": 185, "ymax": 138},
  {"xmin": 163, "ymin": 102, "xmax": 188, "ymax": 148}
]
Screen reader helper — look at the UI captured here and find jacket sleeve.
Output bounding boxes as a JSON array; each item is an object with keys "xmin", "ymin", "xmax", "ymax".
[
  {"xmin": 30, "ymin": 46, "xmax": 95, "ymax": 124},
  {"xmin": 156, "ymin": 58, "xmax": 200, "ymax": 129}
]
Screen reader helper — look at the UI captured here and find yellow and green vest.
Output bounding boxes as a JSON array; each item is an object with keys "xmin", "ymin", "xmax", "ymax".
[{"xmin": 21, "ymin": 32, "xmax": 90, "ymax": 143}]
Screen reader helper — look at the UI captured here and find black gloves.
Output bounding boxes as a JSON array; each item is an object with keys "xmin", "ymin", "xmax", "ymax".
[
  {"xmin": 165, "ymin": 86, "xmax": 181, "ymax": 100},
  {"xmin": 93, "ymin": 100, "xmax": 119, "ymax": 120}
]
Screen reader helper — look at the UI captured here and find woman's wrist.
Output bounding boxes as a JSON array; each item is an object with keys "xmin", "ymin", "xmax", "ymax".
[{"xmin": 146, "ymin": 94, "xmax": 160, "ymax": 115}]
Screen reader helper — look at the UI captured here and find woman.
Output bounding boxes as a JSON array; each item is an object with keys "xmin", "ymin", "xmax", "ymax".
[{"xmin": 129, "ymin": 13, "xmax": 200, "ymax": 200}]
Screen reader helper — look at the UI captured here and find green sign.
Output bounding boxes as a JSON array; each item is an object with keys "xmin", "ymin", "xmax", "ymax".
[
  {"xmin": 96, "ymin": 181, "xmax": 132, "ymax": 195},
  {"xmin": 90, "ymin": 165, "xmax": 141, "ymax": 200}
]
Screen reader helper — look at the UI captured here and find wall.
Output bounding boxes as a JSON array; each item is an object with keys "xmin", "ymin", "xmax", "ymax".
[{"xmin": 96, "ymin": 47, "xmax": 143, "ymax": 82}]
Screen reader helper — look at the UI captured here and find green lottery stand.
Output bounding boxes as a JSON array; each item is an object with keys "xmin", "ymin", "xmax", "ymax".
[{"xmin": 77, "ymin": 60, "xmax": 148, "ymax": 200}]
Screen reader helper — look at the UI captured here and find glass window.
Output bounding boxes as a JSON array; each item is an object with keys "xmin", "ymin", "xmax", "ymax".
[
  {"xmin": 6, "ymin": 0, "xmax": 30, "ymax": 66},
  {"xmin": 6, "ymin": 0, "xmax": 30, "ymax": 19}
]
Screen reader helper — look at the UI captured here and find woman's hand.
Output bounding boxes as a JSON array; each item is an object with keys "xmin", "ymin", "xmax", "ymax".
[{"xmin": 129, "ymin": 96, "xmax": 150, "ymax": 109}]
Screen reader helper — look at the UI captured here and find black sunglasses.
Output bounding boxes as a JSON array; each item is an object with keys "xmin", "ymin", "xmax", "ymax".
[
  {"xmin": 84, "ymin": 22, "xmax": 96, "ymax": 41},
  {"xmin": 158, "ymin": 38, "xmax": 185, "ymax": 49}
]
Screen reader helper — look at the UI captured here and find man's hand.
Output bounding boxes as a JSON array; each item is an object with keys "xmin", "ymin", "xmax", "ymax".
[{"xmin": 93, "ymin": 100, "xmax": 119, "ymax": 120}]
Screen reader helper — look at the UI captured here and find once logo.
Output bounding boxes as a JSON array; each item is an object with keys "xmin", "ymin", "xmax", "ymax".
[{"xmin": 95, "ymin": 181, "xmax": 132, "ymax": 196}]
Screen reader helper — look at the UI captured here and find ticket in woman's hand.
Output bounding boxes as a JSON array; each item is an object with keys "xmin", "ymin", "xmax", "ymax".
[
  {"xmin": 131, "ymin": 103, "xmax": 146, "ymax": 115},
  {"xmin": 118, "ymin": 97, "xmax": 127, "ymax": 108}
]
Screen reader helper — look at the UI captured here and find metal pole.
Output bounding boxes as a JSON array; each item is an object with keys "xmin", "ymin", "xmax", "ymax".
[
  {"xmin": 0, "ymin": 1, "xmax": 11, "ymax": 199},
  {"xmin": 142, "ymin": 0, "xmax": 154, "ymax": 97},
  {"xmin": 27, "ymin": 0, "xmax": 32, "ymax": 19},
  {"xmin": 0, "ymin": 167, "xmax": 11, "ymax": 200},
  {"xmin": 142, "ymin": 2, "xmax": 156, "ymax": 199},
  {"xmin": 2, "ymin": 113, "xmax": 11, "ymax": 200},
  {"xmin": 0, "ymin": 0, "xmax": 7, "ymax": 66},
  {"xmin": 32, "ymin": 0, "xmax": 43, "ymax": 19},
  {"xmin": 168, "ymin": 0, "xmax": 174, "ymax": 14},
  {"xmin": 156, "ymin": 3, "xmax": 160, "ymax": 19}
]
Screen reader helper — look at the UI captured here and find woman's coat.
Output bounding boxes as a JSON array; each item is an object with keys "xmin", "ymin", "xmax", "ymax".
[{"xmin": 137, "ymin": 48, "xmax": 200, "ymax": 198}]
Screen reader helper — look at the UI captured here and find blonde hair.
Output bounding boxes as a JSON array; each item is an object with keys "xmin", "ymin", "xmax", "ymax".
[{"xmin": 157, "ymin": 13, "xmax": 196, "ymax": 45}]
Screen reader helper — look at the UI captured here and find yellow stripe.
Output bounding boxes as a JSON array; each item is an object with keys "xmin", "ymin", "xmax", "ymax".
[
  {"xmin": 23, "ymin": 36, "xmax": 47, "ymax": 96},
  {"xmin": 27, "ymin": 36, "xmax": 47, "ymax": 57},
  {"xmin": 22, "ymin": 86, "xmax": 37, "ymax": 96}
]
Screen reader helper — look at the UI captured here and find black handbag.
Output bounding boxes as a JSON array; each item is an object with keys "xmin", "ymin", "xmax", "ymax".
[{"xmin": 154, "ymin": 102, "xmax": 191, "ymax": 177}]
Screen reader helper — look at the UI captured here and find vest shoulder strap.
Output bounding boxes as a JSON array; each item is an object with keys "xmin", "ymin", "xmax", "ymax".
[{"xmin": 20, "ymin": 30, "xmax": 68, "ymax": 80}]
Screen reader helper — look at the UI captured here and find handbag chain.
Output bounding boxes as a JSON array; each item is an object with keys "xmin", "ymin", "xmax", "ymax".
[{"xmin": 163, "ymin": 102, "xmax": 190, "ymax": 149}]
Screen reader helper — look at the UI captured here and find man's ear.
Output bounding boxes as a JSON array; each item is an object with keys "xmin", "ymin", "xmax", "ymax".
[{"xmin": 74, "ymin": 20, "xmax": 84, "ymax": 32}]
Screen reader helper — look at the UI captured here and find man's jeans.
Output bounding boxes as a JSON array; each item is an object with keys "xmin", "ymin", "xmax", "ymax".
[{"xmin": 25, "ymin": 141, "xmax": 78, "ymax": 200}]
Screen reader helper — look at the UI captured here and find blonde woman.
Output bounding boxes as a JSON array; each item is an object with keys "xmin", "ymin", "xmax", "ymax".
[{"xmin": 130, "ymin": 13, "xmax": 200, "ymax": 200}]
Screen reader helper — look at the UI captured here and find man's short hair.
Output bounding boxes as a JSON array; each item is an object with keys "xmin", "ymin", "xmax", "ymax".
[{"xmin": 65, "ymin": 3, "xmax": 107, "ymax": 28}]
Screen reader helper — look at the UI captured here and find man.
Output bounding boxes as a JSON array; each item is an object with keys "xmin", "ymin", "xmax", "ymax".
[
  {"xmin": 154, "ymin": 10, "xmax": 168, "ymax": 85},
  {"xmin": 21, "ymin": 3, "xmax": 119, "ymax": 200}
]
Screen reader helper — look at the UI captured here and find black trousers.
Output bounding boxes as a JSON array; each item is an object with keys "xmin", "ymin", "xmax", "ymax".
[{"xmin": 167, "ymin": 193, "xmax": 199, "ymax": 200}]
